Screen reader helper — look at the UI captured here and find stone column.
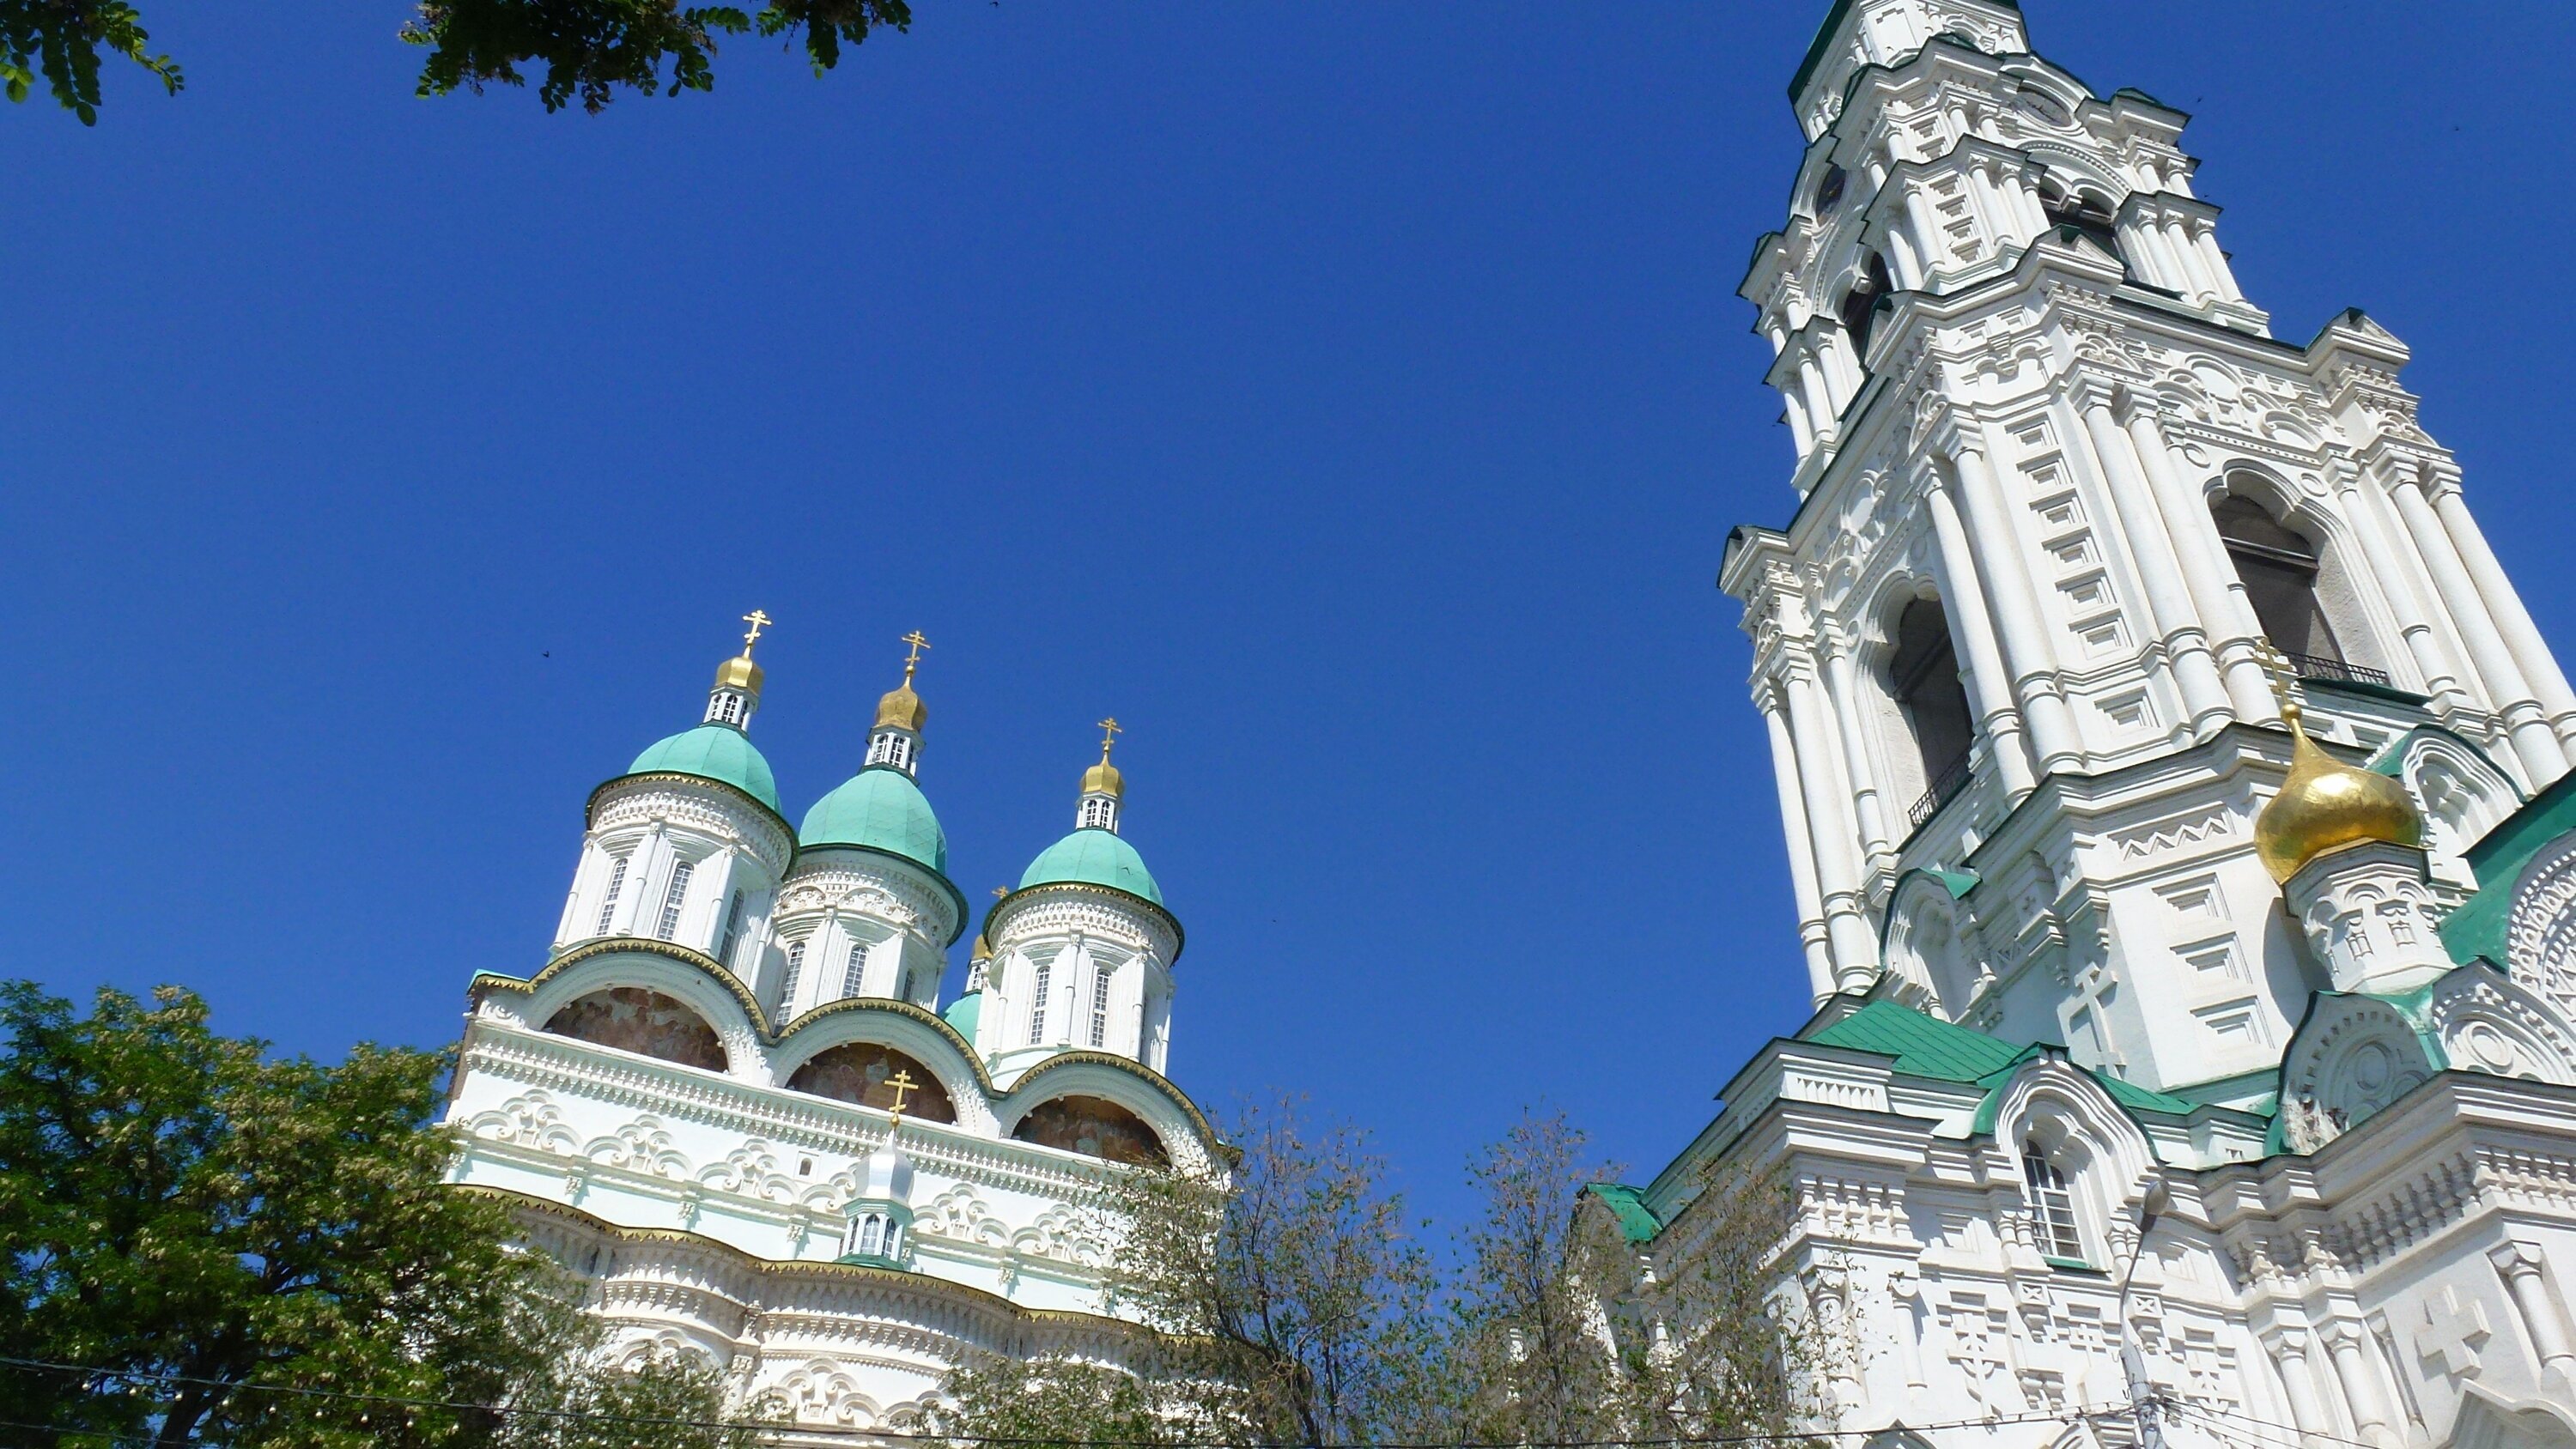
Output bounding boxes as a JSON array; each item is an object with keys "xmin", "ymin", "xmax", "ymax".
[
  {"xmin": 1787, "ymin": 658, "xmax": 1882, "ymax": 990},
  {"xmin": 2119, "ymin": 398, "xmax": 2275, "ymax": 720},
  {"xmin": 1944, "ymin": 432, "xmax": 2084, "ymax": 775},
  {"xmin": 1924, "ymin": 473, "xmax": 2037, "ymax": 796},
  {"xmin": 2075, "ymin": 391, "xmax": 2231, "ymax": 731},
  {"xmin": 2389, "ymin": 474, "xmax": 2566, "ymax": 781},
  {"xmin": 1820, "ymin": 639, "xmax": 1896, "ymax": 870},
  {"xmin": 2332, "ymin": 460, "xmax": 2468, "ymax": 710},
  {"xmin": 2263, "ymin": 1328, "xmax": 2336, "ymax": 1439},
  {"xmin": 1903, "ymin": 188, "xmax": 1945, "ymax": 283},
  {"xmin": 2433, "ymin": 482, "xmax": 2576, "ymax": 763},
  {"xmin": 2321, "ymin": 1319, "xmax": 2403, "ymax": 1449},
  {"xmin": 2488, "ymin": 1239, "xmax": 2576, "ymax": 1383},
  {"xmin": 1762, "ymin": 688, "xmax": 1838, "ymax": 1004},
  {"xmin": 1799, "ymin": 353, "xmax": 1837, "ymax": 441},
  {"xmin": 2190, "ymin": 221, "xmax": 2245, "ymax": 302},
  {"xmin": 2163, "ymin": 216, "xmax": 2215, "ymax": 301}
]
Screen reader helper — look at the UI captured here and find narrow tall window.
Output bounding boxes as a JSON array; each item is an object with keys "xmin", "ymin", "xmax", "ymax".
[
  {"xmin": 2213, "ymin": 495, "xmax": 2342, "ymax": 664},
  {"xmin": 716, "ymin": 890, "xmax": 746, "ymax": 965},
  {"xmin": 1028, "ymin": 960, "xmax": 1053, "ymax": 1045},
  {"xmin": 595, "ymin": 853, "xmax": 629, "ymax": 936},
  {"xmin": 2021, "ymin": 1143, "xmax": 2084, "ymax": 1262},
  {"xmin": 1089, "ymin": 968, "xmax": 1113, "ymax": 1048},
  {"xmin": 654, "ymin": 859, "xmax": 694, "ymax": 941},
  {"xmin": 842, "ymin": 940, "xmax": 869, "ymax": 997},
  {"xmin": 780, "ymin": 940, "xmax": 806, "ymax": 1011},
  {"xmin": 1079, "ymin": 796, "xmax": 1116, "ymax": 830},
  {"xmin": 1891, "ymin": 598, "xmax": 1976, "ymax": 822}
]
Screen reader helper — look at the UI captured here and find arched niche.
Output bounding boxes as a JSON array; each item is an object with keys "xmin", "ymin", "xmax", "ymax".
[
  {"xmin": 544, "ymin": 987, "xmax": 728, "ymax": 1074},
  {"xmin": 1011, "ymin": 1094, "xmax": 1170, "ymax": 1168},
  {"xmin": 784, "ymin": 1041, "xmax": 958, "ymax": 1124}
]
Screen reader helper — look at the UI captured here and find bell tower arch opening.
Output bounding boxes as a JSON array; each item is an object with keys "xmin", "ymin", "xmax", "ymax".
[
  {"xmin": 2211, "ymin": 487, "xmax": 2361, "ymax": 676},
  {"xmin": 1886, "ymin": 597, "xmax": 1976, "ymax": 827}
]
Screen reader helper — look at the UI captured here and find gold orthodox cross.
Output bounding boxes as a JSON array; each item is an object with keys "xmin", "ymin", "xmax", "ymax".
[
  {"xmin": 884, "ymin": 1068, "xmax": 920, "ymax": 1116},
  {"xmin": 2251, "ymin": 640, "xmax": 2304, "ymax": 724},
  {"xmin": 901, "ymin": 630, "xmax": 933, "ymax": 676},
  {"xmin": 1097, "ymin": 717, "xmax": 1121, "ymax": 759},
  {"xmin": 739, "ymin": 609, "xmax": 773, "ymax": 654}
]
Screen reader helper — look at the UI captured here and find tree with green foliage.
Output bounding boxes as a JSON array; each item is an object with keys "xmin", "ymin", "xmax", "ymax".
[
  {"xmin": 0, "ymin": 979, "xmax": 779, "ymax": 1447},
  {"xmin": 0, "ymin": 0, "xmax": 179, "ymax": 123},
  {"xmin": 403, "ymin": 0, "xmax": 909, "ymax": 114},
  {"xmin": 3, "ymin": 0, "xmax": 906, "ymax": 123},
  {"xmin": 928, "ymin": 1096, "xmax": 1448, "ymax": 1449}
]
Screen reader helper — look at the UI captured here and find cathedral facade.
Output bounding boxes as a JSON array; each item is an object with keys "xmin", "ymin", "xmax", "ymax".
[
  {"xmin": 440, "ymin": 634, "xmax": 1215, "ymax": 1439},
  {"xmin": 1586, "ymin": 3, "xmax": 2576, "ymax": 1446}
]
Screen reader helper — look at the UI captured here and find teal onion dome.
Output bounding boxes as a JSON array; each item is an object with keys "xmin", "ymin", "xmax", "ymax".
[
  {"xmin": 626, "ymin": 724, "xmax": 781, "ymax": 814},
  {"xmin": 942, "ymin": 991, "xmax": 981, "ymax": 1040},
  {"xmin": 801, "ymin": 766, "xmax": 950, "ymax": 874},
  {"xmin": 1020, "ymin": 828, "xmax": 1163, "ymax": 906}
]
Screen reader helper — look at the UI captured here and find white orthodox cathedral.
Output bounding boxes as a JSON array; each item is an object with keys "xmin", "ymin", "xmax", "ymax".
[
  {"xmin": 444, "ymin": 2, "xmax": 2576, "ymax": 1445},
  {"xmin": 442, "ymin": 632, "xmax": 1220, "ymax": 1437},
  {"xmin": 1572, "ymin": 2, "xmax": 2576, "ymax": 1447}
]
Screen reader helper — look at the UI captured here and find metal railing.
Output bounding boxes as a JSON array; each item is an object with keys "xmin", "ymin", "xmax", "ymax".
[
  {"xmin": 2281, "ymin": 651, "xmax": 2391, "ymax": 688},
  {"xmin": 1909, "ymin": 755, "xmax": 1974, "ymax": 829}
]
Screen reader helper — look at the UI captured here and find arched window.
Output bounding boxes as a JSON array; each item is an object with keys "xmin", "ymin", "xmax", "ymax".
[
  {"xmin": 653, "ymin": 859, "xmax": 694, "ymax": 942},
  {"xmin": 594, "ymin": 852, "xmax": 630, "ymax": 936},
  {"xmin": 1891, "ymin": 599, "xmax": 1975, "ymax": 823},
  {"xmin": 1838, "ymin": 252, "xmax": 1892, "ymax": 358},
  {"xmin": 842, "ymin": 939, "xmax": 871, "ymax": 997},
  {"xmin": 2212, "ymin": 495, "xmax": 2342, "ymax": 665},
  {"xmin": 2038, "ymin": 176, "xmax": 2123, "ymax": 265},
  {"xmin": 544, "ymin": 987, "xmax": 727, "ymax": 1073},
  {"xmin": 778, "ymin": 940, "xmax": 806, "ymax": 1016},
  {"xmin": 1028, "ymin": 957, "xmax": 1054, "ymax": 1045},
  {"xmin": 2020, "ymin": 1140, "xmax": 2085, "ymax": 1263},
  {"xmin": 715, "ymin": 890, "xmax": 747, "ymax": 967}
]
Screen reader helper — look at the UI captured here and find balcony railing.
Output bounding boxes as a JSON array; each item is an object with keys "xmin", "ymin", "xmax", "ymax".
[
  {"xmin": 1909, "ymin": 755, "xmax": 1974, "ymax": 829},
  {"xmin": 2282, "ymin": 652, "xmax": 2392, "ymax": 688}
]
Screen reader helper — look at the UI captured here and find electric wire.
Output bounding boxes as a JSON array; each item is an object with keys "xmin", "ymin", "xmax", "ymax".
[
  {"xmin": 2166, "ymin": 1399, "xmax": 2382, "ymax": 1449},
  {"xmin": 0, "ymin": 1356, "xmax": 2111, "ymax": 1446}
]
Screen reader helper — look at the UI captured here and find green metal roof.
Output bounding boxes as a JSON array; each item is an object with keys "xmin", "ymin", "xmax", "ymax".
[
  {"xmin": 1809, "ymin": 1001, "xmax": 2025, "ymax": 1082},
  {"xmin": 624, "ymin": 724, "xmax": 781, "ymax": 814},
  {"xmin": 2442, "ymin": 767, "xmax": 2576, "ymax": 967},
  {"xmin": 800, "ymin": 767, "xmax": 948, "ymax": 874},
  {"xmin": 1020, "ymin": 827, "xmax": 1163, "ymax": 906},
  {"xmin": 1584, "ymin": 1183, "xmax": 1662, "ymax": 1244}
]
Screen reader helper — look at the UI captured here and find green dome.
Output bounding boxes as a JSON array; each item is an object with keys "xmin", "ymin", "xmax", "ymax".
[
  {"xmin": 801, "ymin": 767, "xmax": 949, "ymax": 873},
  {"xmin": 942, "ymin": 991, "xmax": 981, "ymax": 1041},
  {"xmin": 626, "ymin": 724, "xmax": 781, "ymax": 814},
  {"xmin": 1020, "ymin": 827, "xmax": 1163, "ymax": 906}
]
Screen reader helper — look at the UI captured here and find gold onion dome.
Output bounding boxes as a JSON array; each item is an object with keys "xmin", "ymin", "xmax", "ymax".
[
  {"xmin": 2254, "ymin": 703, "xmax": 2423, "ymax": 882},
  {"xmin": 970, "ymin": 932, "xmax": 992, "ymax": 962},
  {"xmin": 876, "ymin": 676, "xmax": 927, "ymax": 731},
  {"xmin": 714, "ymin": 652, "xmax": 763, "ymax": 694}
]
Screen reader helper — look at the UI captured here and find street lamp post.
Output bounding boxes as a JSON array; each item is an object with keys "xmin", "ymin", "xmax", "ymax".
[{"xmin": 2113, "ymin": 1179, "xmax": 2173, "ymax": 1449}]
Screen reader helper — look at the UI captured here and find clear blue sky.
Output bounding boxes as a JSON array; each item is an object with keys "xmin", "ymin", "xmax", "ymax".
[{"xmin": 8, "ymin": 2, "xmax": 2574, "ymax": 1228}]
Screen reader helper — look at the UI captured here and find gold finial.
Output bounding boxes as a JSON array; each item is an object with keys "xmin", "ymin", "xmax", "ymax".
[
  {"xmin": 874, "ymin": 631, "xmax": 931, "ymax": 733},
  {"xmin": 992, "ymin": 885, "xmax": 1010, "ymax": 900},
  {"xmin": 1097, "ymin": 717, "xmax": 1122, "ymax": 761},
  {"xmin": 2248, "ymin": 640, "xmax": 2424, "ymax": 882},
  {"xmin": 740, "ymin": 609, "xmax": 773, "ymax": 657},
  {"xmin": 1082, "ymin": 718, "xmax": 1127, "ymax": 803}
]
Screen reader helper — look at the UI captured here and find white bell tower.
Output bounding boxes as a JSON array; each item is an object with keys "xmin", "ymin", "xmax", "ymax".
[{"xmin": 1721, "ymin": 0, "xmax": 2576, "ymax": 1095}]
